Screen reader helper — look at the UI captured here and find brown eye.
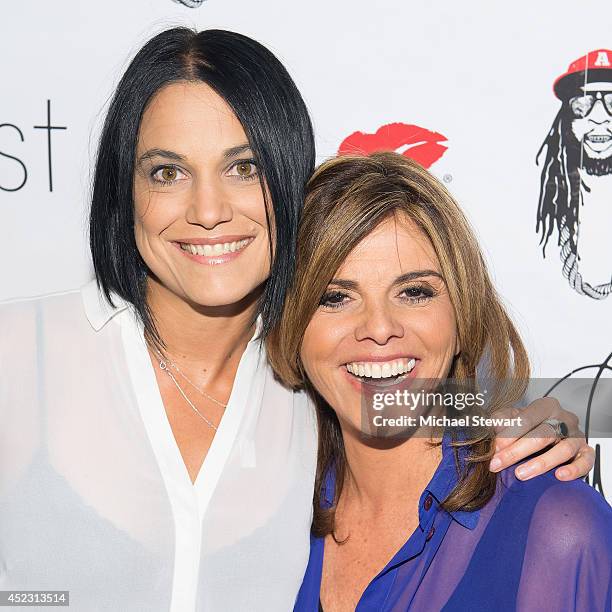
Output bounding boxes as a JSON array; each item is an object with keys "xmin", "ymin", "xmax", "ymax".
[
  {"xmin": 161, "ymin": 167, "xmax": 178, "ymax": 182},
  {"xmin": 236, "ymin": 162, "xmax": 254, "ymax": 177}
]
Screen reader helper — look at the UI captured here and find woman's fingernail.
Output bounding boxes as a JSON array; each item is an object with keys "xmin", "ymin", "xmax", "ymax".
[
  {"xmin": 516, "ymin": 464, "xmax": 535, "ymax": 480},
  {"xmin": 557, "ymin": 468, "xmax": 569, "ymax": 479},
  {"xmin": 490, "ymin": 457, "xmax": 502, "ymax": 471}
]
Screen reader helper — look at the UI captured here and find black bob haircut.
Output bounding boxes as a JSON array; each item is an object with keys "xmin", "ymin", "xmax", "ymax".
[{"xmin": 90, "ymin": 27, "xmax": 315, "ymax": 342}]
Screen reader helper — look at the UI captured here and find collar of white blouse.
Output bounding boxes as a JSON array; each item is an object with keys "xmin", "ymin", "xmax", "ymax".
[
  {"xmin": 80, "ymin": 279, "xmax": 263, "ymax": 337},
  {"xmin": 81, "ymin": 279, "xmax": 130, "ymax": 331}
]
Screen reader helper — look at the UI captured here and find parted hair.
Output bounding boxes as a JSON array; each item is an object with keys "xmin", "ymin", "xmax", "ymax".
[
  {"xmin": 267, "ymin": 152, "xmax": 530, "ymax": 538},
  {"xmin": 89, "ymin": 27, "xmax": 315, "ymax": 343}
]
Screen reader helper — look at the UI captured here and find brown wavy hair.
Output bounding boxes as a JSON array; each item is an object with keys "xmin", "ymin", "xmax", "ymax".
[{"xmin": 267, "ymin": 152, "xmax": 530, "ymax": 538}]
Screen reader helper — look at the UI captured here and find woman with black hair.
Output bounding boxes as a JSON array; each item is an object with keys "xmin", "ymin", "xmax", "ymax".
[{"xmin": 0, "ymin": 27, "xmax": 597, "ymax": 612}]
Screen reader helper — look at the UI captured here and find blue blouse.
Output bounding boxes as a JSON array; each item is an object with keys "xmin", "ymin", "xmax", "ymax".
[{"xmin": 295, "ymin": 434, "xmax": 612, "ymax": 611}]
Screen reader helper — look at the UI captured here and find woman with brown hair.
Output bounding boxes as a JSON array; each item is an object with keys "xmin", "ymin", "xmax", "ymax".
[{"xmin": 268, "ymin": 152, "xmax": 612, "ymax": 611}]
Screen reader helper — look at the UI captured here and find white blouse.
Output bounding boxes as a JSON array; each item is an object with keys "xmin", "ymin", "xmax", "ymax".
[{"xmin": 0, "ymin": 281, "xmax": 318, "ymax": 611}]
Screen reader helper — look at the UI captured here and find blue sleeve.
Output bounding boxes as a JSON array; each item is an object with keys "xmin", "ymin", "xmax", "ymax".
[{"xmin": 516, "ymin": 479, "xmax": 612, "ymax": 612}]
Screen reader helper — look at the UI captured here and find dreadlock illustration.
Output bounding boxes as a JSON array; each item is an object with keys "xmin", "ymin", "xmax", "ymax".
[{"xmin": 536, "ymin": 50, "xmax": 612, "ymax": 300}]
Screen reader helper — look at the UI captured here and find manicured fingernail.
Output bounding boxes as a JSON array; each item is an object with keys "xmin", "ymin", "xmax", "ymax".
[
  {"xmin": 490, "ymin": 457, "xmax": 502, "ymax": 471},
  {"xmin": 494, "ymin": 443, "xmax": 501, "ymax": 453},
  {"xmin": 516, "ymin": 464, "xmax": 534, "ymax": 480},
  {"xmin": 557, "ymin": 468, "xmax": 569, "ymax": 479}
]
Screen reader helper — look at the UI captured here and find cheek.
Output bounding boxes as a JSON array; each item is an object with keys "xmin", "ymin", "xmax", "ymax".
[
  {"xmin": 571, "ymin": 119, "xmax": 588, "ymax": 140},
  {"xmin": 300, "ymin": 324, "xmax": 325, "ymax": 380},
  {"xmin": 414, "ymin": 303, "xmax": 459, "ymax": 359},
  {"xmin": 301, "ymin": 319, "xmax": 339, "ymax": 390},
  {"xmin": 133, "ymin": 189, "xmax": 180, "ymax": 246},
  {"xmin": 235, "ymin": 186, "xmax": 269, "ymax": 226}
]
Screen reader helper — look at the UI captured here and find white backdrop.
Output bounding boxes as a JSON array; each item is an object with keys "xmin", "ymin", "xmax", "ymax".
[{"xmin": 1, "ymin": 0, "xmax": 610, "ymax": 497}]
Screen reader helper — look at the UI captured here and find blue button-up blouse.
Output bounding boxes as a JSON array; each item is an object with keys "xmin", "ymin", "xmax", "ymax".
[{"xmin": 295, "ymin": 434, "xmax": 612, "ymax": 611}]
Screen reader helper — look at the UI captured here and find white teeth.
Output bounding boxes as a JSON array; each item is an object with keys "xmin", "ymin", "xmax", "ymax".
[
  {"xmin": 345, "ymin": 357, "xmax": 417, "ymax": 379},
  {"xmin": 180, "ymin": 238, "xmax": 251, "ymax": 256}
]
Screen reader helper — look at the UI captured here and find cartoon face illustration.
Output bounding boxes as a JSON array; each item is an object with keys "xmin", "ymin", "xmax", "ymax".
[
  {"xmin": 537, "ymin": 49, "xmax": 612, "ymax": 300},
  {"xmin": 569, "ymin": 82, "xmax": 612, "ymax": 161}
]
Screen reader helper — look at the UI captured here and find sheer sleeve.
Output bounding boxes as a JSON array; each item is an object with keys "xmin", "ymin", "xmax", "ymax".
[{"xmin": 517, "ymin": 479, "xmax": 612, "ymax": 611}]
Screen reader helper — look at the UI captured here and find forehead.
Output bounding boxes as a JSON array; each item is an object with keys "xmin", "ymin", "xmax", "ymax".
[
  {"xmin": 580, "ymin": 81, "xmax": 612, "ymax": 93},
  {"xmin": 137, "ymin": 81, "xmax": 246, "ymax": 152},
  {"xmin": 336, "ymin": 214, "xmax": 440, "ymax": 280}
]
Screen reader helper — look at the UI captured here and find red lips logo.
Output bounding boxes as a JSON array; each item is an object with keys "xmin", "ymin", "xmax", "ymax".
[{"xmin": 338, "ymin": 122, "xmax": 448, "ymax": 169}]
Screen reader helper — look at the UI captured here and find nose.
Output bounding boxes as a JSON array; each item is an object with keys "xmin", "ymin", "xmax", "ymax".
[
  {"xmin": 185, "ymin": 178, "xmax": 233, "ymax": 229},
  {"xmin": 354, "ymin": 301, "xmax": 404, "ymax": 345},
  {"xmin": 588, "ymin": 99, "xmax": 611, "ymax": 124}
]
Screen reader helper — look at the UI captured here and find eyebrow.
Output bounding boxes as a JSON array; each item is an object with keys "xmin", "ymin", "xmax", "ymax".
[
  {"xmin": 328, "ymin": 270, "xmax": 444, "ymax": 290},
  {"xmin": 222, "ymin": 143, "xmax": 253, "ymax": 160},
  {"xmin": 138, "ymin": 148, "xmax": 186, "ymax": 164},
  {"xmin": 137, "ymin": 143, "xmax": 253, "ymax": 165}
]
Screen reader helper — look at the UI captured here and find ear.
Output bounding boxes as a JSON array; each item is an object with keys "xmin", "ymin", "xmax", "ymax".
[{"xmin": 454, "ymin": 333, "xmax": 461, "ymax": 358}]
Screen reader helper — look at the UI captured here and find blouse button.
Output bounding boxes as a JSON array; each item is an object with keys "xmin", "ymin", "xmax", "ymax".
[
  {"xmin": 426, "ymin": 526, "xmax": 436, "ymax": 541},
  {"xmin": 423, "ymin": 494, "xmax": 433, "ymax": 511}
]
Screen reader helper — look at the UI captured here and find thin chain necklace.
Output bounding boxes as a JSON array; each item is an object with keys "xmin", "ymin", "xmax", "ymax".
[
  {"xmin": 152, "ymin": 347, "xmax": 227, "ymax": 431},
  {"xmin": 155, "ymin": 348, "xmax": 227, "ymax": 408}
]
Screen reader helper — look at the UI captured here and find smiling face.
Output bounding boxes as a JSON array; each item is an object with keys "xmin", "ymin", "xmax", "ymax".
[
  {"xmin": 133, "ymin": 81, "xmax": 271, "ymax": 308},
  {"xmin": 570, "ymin": 82, "xmax": 612, "ymax": 160},
  {"xmin": 299, "ymin": 214, "xmax": 460, "ymax": 437}
]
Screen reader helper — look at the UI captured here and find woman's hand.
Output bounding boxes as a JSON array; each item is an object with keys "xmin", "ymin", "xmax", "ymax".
[{"xmin": 489, "ymin": 397, "xmax": 595, "ymax": 481}]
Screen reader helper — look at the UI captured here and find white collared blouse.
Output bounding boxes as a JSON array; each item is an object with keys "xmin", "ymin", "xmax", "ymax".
[{"xmin": 0, "ymin": 281, "xmax": 318, "ymax": 611}]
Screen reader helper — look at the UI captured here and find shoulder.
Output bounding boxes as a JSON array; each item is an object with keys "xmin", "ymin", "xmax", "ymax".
[
  {"xmin": 0, "ymin": 287, "xmax": 83, "ymax": 319},
  {"xmin": 0, "ymin": 287, "xmax": 90, "ymax": 358},
  {"xmin": 531, "ymin": 475, "xmax": 611, "ymax": 557},
  {"xmin": 500, "ymin": 469, "xmax": 612, "ymax": 561}
]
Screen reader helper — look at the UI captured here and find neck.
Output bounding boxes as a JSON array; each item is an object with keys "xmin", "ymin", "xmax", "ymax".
[
  {"xmin": 339, "ymin": 429, "xmax": 442, "ymax": 515},
  {"xmin": 145, "ymin": 276, "xmax": 262, "ymax": 379}
]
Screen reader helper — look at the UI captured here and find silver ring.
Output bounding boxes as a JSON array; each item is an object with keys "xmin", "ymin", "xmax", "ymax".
[{"xmin": 543, "ymin": 418, "xmax": 569, "ymax": 440}]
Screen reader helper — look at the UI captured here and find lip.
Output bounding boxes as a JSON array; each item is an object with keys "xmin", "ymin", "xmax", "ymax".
[
  {"xmin": 172, "ymin": 235, "xmax": 254, "ymax": 245},
  {"xmin": 341, "ymin": 358, "xmax": 420, "ymax": 393},
  {"xmin": 171, "ymin": 236, "xmax": 254, "ymax": 265},
  {"xmin": 585, "ymin": 133, "xmax": 612, "ymax": 142},
  {"xmin": 342, "ymin": 353, "xmax": 419, "ymax": 364},
  {"xmin": 338, "ymin": 123, "xmax": 448, "ymax": 169},
  {"xmin": 584, "ymin": 134, "xmax": 612, "ymax": 154}
]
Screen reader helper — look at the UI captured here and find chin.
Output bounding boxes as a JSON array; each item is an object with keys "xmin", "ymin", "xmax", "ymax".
[
  {"xmin": 186, "ymin": 288, "xmax": 254, "ymax": 309},
  {"xmin": 585, "ymin": 149, "xmax": 612, "ymax": 160}
]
